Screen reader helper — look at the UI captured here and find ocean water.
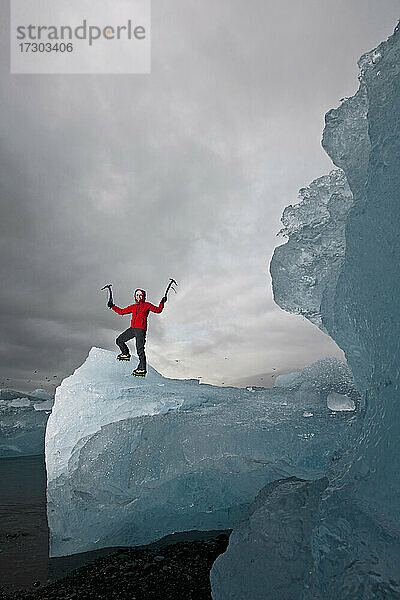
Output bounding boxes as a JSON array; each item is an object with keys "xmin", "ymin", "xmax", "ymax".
[{"xmin": 0, "ymin": 456, "xmax": 48, "ymax": 591}]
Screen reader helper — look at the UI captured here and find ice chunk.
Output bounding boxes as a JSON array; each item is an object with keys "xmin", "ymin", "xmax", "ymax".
[
  {"xmin": 273, "ymin": 371, "xmax": 300, "ymax": 387},
  {"xmin": 273, "ymin": 358, "xmax": 360, "ymax": 422},
  {"xmin": 327, "ymin": 392, "xmax": 355, "ymax": 412},
  {"xmin": 33, "ymin": 399, "xmax": 54, "ymax": 411},
  {"xmin": 267, "ymin": 21, "xmax": 400, "ymax": 599},
  {"xmin": 9, "ymin": 397, "xmax": 31, "ymax": 408},
  {"xmin": 210, "ymin": 477, "xmax": 328, "ymax": 600},
  {"xmin": 30, "ymin": 388, "xmax": 52, "ymax": 401},
  {"xmin": 270, "ymin": 169, "xmax": 354, "ymax": 333},
  {"xmin": 274, "ymin": 357, "xmax": 356, "ymax": 395},
  {"xmin": 45, "ymin": 348, "xmax": 357, "ymax": 557}
]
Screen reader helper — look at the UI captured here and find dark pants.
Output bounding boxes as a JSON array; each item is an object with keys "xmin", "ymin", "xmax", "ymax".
[{"xmin": 116, "ymin": 327, "xmax": 147, "ymax": 369}]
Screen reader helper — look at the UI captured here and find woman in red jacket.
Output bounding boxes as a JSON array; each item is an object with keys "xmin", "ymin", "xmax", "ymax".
[{"xmin": 108, "ymin": 288, "xmax": 166, "ymax": 376}]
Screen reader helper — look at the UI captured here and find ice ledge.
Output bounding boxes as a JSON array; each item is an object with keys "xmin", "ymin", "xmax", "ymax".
[{"xmin": 46, "ymin": 347, "xmax": 223, "ymax": 482}]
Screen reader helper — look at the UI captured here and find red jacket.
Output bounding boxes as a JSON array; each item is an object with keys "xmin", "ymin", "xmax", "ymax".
[{"xmin": 112, "ymin": 289, "xmax": 164, "ymax": 330}]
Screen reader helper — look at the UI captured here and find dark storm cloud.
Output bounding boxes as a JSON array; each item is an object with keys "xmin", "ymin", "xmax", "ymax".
[{"xmin": 1, "ymin": 0, "xmax": 399, "ymax": 391}]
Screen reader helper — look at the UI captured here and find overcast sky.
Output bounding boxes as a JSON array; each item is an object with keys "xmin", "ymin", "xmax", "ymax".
[{"xmin": 1, "ymin": 1, "xmax": 399, "ymax": 392}]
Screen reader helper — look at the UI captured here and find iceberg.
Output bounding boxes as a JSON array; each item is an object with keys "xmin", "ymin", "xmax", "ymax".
[
  {"xmin": 213, "ymin": 20, "xmax": 400, "ymax": 600},
  {"xmin": 0, "ymin": 389, "xmax": 54, "ymax": 457},
  {"xmin": 305, "ymin": 24, "xmax": 400, "ymax": 598},
  {"xmin": 45, "ymin": 348, "xmax": 357, "ymax": 557}
]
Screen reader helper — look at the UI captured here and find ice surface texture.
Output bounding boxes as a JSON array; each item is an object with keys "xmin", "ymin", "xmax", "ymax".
[
  {"xmin": 211, "ymin": 477, "xmax": 328, "ymax": 600},
  {"xmin": 45, "ymin": 348, "xmax": 356, "ymax": 557},
  {"xmin": 326, "ymin": 392, "xmax": 355, "ymax": 412},
  {"xmin": 269, "ymin": 22, "xmax": 400, "ymax": 600},
  {"xmin": 0, "ymin": 389, "xmax": 53, "ymax": 457},
  {"xmin": 212, "ymin": 21, "xmax": 400, "ymax": 600},
  {"xmin": 271, "ymin": 169, "xmax": 353, "ymax": 333},
  {"xmin": 210, "ymin": 360, "xmax": 359, "ymax": 600}
]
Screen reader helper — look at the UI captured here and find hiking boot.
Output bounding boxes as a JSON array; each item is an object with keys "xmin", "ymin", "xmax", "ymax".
[{"xmin": 132, "ymin": 368, "xmax": 147, "ymax": 377}]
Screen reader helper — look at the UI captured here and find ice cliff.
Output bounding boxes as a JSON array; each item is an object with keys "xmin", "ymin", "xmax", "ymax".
[
  {"xmin": 212, "ymin": 20, "xmax": 400, "ymax": 600},
  {"xmin": 0, "ymin": 389, "xmax": 54, "ymax": 457},
  {"xmin": 45, "ymin": 348, "xmax": 357, "ymax": 557}
]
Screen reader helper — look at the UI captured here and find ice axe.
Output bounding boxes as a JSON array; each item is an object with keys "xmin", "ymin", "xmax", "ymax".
[
  {"xmin": 101, "ymin": 284, "xmax": 114, "ymax": 308},
  {"xmin": 163, "ymin": 278, "xmax": 178, "ymax": 300}
]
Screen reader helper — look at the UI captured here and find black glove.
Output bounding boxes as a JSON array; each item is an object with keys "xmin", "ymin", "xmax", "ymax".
[
  {"xmin": 161, "ymin": 296, "xmax": 167, "ymax": 304},
  {"xmin": 107, "ymin": 300, "xmax": 114, "ymax": 308}
]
